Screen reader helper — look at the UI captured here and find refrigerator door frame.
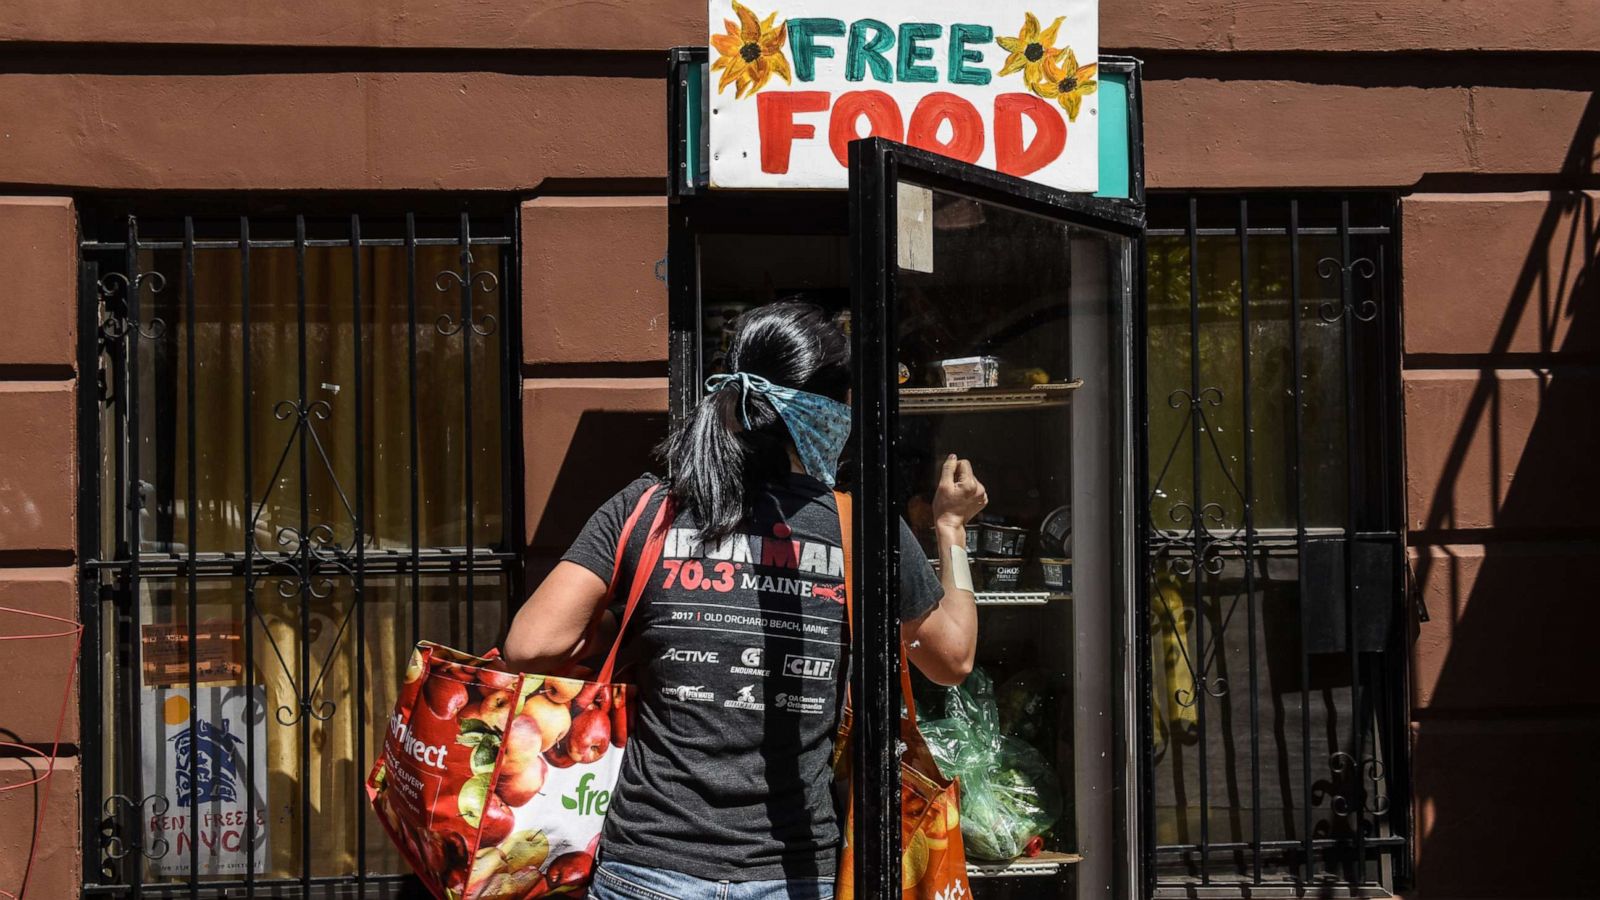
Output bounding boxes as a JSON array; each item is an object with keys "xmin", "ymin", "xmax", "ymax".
[
  {"xmin": 663, "ymin": 51, "xmax": 1150, "ymax": 895},
  {"xmin": 847, "ymin": 137, "xmax": 1145, "ymax": 899}
]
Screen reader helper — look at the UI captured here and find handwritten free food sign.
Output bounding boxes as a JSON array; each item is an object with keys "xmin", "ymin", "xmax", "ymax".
[{"xmin": 708, "ymin": 0, "xmax": 1098, "ymax": 190}]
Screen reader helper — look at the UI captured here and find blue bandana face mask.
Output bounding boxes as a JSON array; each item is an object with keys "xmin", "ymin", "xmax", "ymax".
[{"xmin": 705, "ymin": 372, "xmax": 852, "ymax": 488}]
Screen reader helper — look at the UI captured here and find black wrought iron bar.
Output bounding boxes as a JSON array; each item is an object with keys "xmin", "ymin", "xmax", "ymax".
[
  {"xmin": 82, "ymin": 237, "xmax": 514, "ymax": 251},
  {"xmin": 406, "ymin": 214, "xmax": 422, "ymax": 647},
  {"xmin": 86, "ymin": 547, "xmax": 516, "ymax": 571},
  {"xmin": 294, "ymin": 215, "xmax": 313, "ymax": 897},
  {"xmin": 239, "ymin": 215, "xmax": 258, "ymax": 900},
  {"xmin": 1148, "ymin": 226, "xmax": 1391, "ymax": 238},
  {"xmin": 122, "ymin": 214, "xmax": 148, "ymax": 898},
  {"xmin": 351, "ymin": 214, "xmax": 369, "ymax": 887},
  {"xmin": 1237, "ymin": 199, "xmax": 1263, "ymax": 885},
  {"xmin": 1338, "ymin": 199, "xmax": 1367, "ymax": 884},
  {"xmin": 1288, "ymin": 199, "xmax": 1314, "ymax": 883},
  {"xmin": 183, "ymin": 216, "xmax": 201, "ymax": 897},
  {"xmin": 1186, "ymin": 195, "xmax": 1211, "ymax": 885},
  {"xmin": 458, "ymin": 212, "xmax": 477, "ymax": 636},
  {"xmin": 84, "ymin": 873, "xmax": 415, "ymax": 897}
]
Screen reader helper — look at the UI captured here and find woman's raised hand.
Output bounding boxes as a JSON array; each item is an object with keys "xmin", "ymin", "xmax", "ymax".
[{"xmin": 932, "ymin": 454, "xmax": 987, "ymax": 530}]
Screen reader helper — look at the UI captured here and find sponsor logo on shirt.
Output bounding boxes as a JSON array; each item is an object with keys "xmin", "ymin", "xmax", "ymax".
[
  {"xmin": 730, "ymin": 647, "xmax": 769, "ymax": 677},
  {"xmin": 772, "ymin": 692, "xmax": 828, "ymax": 715},
  {"xmin": 660, "ymin": 647, "xmax": 720, "ymax": 664},
  {"xmin": 783, "ymin": 654, "xmax": 836, "ymax": 680},
  {"xmin": 811, "ymin": 582, "xmax": 846, "ymax": 605},
  {"xmin": 662, "ymin": 684, "xmax": 715, "ymax": 703},
  {"xmin": 724, "ymin": 684, "xmax": 763, "ymax": 711}
]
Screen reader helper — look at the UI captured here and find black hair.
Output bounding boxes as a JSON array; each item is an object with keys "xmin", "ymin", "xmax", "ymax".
[{"xmin": 660, "ymin": 300, "xmax": 850, "ymax": 543}]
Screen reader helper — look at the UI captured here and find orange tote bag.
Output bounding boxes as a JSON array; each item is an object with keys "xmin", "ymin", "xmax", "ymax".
[{"xmin": 832, "ymin": 492, "xmax": 972, "ymax": 900}]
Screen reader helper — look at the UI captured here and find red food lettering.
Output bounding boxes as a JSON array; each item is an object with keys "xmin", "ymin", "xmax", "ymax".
[
  {"xmin": 906, "ymin": 92, "xmax": 984, "ymax": 164},
  {"xmin": 994, "ymin": 93, "xmax": 1066, "ymax": 178},
  {"xmin": 757, "ymin": 91, "xmax": 831, "ymax": 174},
  {"xmin": 828, "ymin": 90, "xmax": 904, "ymax": 167}
]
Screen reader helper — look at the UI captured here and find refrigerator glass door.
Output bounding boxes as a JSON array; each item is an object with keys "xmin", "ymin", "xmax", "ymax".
[{"xmin": 849, "ymin": 138, "xmax": 1143, "ymax": 899}]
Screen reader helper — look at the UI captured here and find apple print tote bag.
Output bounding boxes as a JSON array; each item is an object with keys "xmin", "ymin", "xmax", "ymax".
[{"xmin": 367, "ymin": 484, "xmax": 671, "ymax": 900}]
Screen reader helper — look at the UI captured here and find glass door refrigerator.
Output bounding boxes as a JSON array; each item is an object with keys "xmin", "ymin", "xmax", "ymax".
[{"xmin": 667, "ymin": 55, "xmax": 1147, "ymax": 900}]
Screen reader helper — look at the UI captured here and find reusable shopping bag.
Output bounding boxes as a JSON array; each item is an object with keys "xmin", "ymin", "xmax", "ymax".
[
  {"xmin": 831, "ymin": 492, "xmax": 973, "ymax": 900},
  {"xmin": 367, "ymin": 485, "xmax": 670, "ymax": 900}
]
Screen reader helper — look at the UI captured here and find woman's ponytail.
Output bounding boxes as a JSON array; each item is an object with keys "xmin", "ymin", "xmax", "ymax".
[
  {"xmin": 664, "ymin": 387, "xmax": 754, "ymax": 544},
  {"xmin": 658, "ymin": 300, "xmax": 851, "ymax": 544}
]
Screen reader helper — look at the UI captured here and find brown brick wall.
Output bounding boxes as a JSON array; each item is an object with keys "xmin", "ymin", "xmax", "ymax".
[
  {"xmin": 1402, "ymin": 192, "xmax": 1599, "ymax": 897},
  {"xmin": 4, "ymin": 0, "xmax": 1597, "ymax": 52},
  {"xmin": 0, "ymin": 197, "xmax": 80, "ymax": 899}
]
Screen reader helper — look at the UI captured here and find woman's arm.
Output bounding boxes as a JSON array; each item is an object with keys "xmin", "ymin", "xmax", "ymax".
[
  {"xmin": 904, "ymin": 455, "xmax": 985, "ymax": 685},
  {"xmin": 502, "ymin": 562, "xmax": 612, "ymax": 673}
]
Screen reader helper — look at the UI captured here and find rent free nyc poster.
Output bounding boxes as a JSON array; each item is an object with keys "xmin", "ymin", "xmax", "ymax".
[{"xmin": 707, "ymin": 0, "xmax": 1099, "ymax": 190}]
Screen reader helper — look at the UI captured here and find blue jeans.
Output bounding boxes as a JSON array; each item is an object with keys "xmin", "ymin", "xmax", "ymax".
[{"xmin": 591, "ymin": 859, "xmax": 834, "ymax": 900}]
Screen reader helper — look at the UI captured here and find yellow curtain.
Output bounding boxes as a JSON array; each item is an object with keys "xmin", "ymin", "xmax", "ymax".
[{"xmin": 136, "ymin": 241, "xmax": 506, "ymax": 880}]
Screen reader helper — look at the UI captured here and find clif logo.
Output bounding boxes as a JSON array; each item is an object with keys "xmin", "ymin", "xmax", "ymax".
[{"xmin": 783, "ymin": 654, "xmax": 835, "ymax": 680}]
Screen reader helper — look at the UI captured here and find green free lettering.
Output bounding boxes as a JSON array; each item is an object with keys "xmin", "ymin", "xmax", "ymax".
[
  {"xmin": 787, "ymin": 18, "xmax": 995, "ymax": 85},
  {"xmin": 560, "ymin": 773, "xmax": 611, "ymax": 816}
]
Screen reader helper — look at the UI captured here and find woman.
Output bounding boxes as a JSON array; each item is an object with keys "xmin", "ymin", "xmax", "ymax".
[{"xmin": 504, "ymin": 301, "xmax": 984, "ymax": 900}]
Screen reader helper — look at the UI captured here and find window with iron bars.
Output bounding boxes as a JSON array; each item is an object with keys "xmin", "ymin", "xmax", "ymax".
[
  {"xmin": 1142, "ymin": 194, "xmax": 1410, "ymax": 894},
  {"xmin": 77, "ymin": 206, "xmax": 522, "ymax": 897}
]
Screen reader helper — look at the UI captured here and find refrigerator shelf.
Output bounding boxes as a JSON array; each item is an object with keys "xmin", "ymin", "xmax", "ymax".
[
  {"xmin": 899, "ymin": 380, "xmax": 1084, "ymax": 414},
  {"xmin": 974, "ymin": 591, "xmax": 1071, "ymax": 606},
  {"xmin": 967, "ymin": 850, "xmax": 1084, "ymax": 878}
]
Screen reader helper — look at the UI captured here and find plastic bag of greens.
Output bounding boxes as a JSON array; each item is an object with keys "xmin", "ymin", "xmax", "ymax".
[{"xmin": 920, "ymin": 668, "xmax": 1063, "ymax": 860}]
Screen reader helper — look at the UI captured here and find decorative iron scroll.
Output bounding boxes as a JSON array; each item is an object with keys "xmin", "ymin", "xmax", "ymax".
[
  {"xmin": 434, "ymin": 261, "xmax": 500, "ymax": 337},
  {"xmin": 244, "ymin": 399, "xmax": 362, "ymax": 726},
  {"xmin": 97, "ymin": 270, "xmax": 168, "ymax": 341},
  {"xmin": 1315, "ymin": 257, "xmax": 1379, "ymax": 323}
]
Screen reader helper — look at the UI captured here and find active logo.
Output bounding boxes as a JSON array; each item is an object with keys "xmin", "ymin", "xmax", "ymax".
[
  {"xmin": 660, "ymin": 648, "xmax": 720, "ymax": 664},
  {"xmin": 783, "ymin": 654, "xmax": 836, "ymax": 680},
  {"xmin": 724, "ymin": 684, "xmax": 763, "ymax": 711},
  {"xmin": 662, "ymin": 684, "xmax": 715, "ymax": 703},
  {"xmin": 730, "ymin": 647, "xmax": 769, "ymax": 677}
]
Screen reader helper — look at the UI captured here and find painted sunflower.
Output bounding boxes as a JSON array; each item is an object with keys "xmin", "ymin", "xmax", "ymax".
[
  {"xmin": 711, "ymin": 1, "xmax": 791, "ymax": 99},
  {"xmin": 1032, "ymin": 47, "xmax": 1098, "ymax": 122},
  {"xmin": 995, "ymin": 13, "xmax": 1066, "ymax": 84}
]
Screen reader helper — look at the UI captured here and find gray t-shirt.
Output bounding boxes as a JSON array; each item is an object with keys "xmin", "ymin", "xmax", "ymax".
[{"xmin": 562, "ymin": 473, "xmax": 942, "ymax": 881}]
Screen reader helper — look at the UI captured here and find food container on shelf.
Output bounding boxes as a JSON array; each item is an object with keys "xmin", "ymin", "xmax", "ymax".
[
  {"xmin": 976, "ymin": 558, "xmax": 1025, "ymax": 592},
  {"xmin": 1039, "ymin": 505, "xmax": 1073, "ymax": 557},
  {"xmin": 1036, "ymin": 558, "xmax": 1072, "ymax": 592},
  {"xmin": 936, "ymin": 356, "xmax": 1000, "ymax": 389},
  {"xmin": 979, "ymin": 524, "xmax": 1029, "ymax": 558}
]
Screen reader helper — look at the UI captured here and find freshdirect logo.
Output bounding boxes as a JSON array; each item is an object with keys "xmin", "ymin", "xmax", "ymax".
[
  {"xmin": 560, "ymin": 772, "xmax": 611, "ymax": 816},
  {"xmin": 387, "ymin": 713, "xmax": 448, "ymax": 769},
  {"xmin": 783, "ymin": 654, "xmax": 835, "ymax": 680}
]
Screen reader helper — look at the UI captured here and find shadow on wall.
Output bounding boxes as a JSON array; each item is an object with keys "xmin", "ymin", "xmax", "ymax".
[
  {"xmin": 1408, "ymin": 94, "xmax": 1600, "ymax": 896},
  {"xmin": 524, "ymin": 408, "xmax": 669, "ymax": 588}
]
